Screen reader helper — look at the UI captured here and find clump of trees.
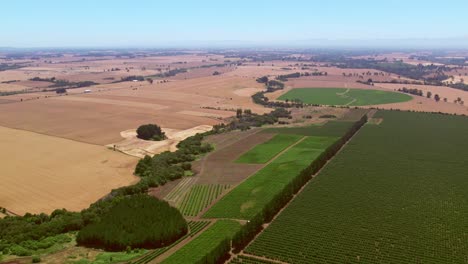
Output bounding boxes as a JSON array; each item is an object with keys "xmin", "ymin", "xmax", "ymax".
[
  {"xmin": 119, "ymin": 75, "xmax": 145, "ymax": 82},
  {"xmin": 55, "ymin": 88, "xmax": 67, "ymax": 94},
  {"xmin": 213, "ymin": 108, "xmax": 291, "ymax": 132},
  {"xmin": 397, "ymin": 87, "xmax": 423, "ymax": 96},
  {"xmin": 136, "ymin": 124, "xmax": 167, "ymax": 141},
  {"xmin": 77, "ymin": 195, "xmax": 187, "ymax": 251},
  {"xmin": 256, "ymin": 76, "xmax": 269, "ymax": 84},
  {"xmin": 29, "ymin": 77, "xmax": 97, "ymax": 89}
]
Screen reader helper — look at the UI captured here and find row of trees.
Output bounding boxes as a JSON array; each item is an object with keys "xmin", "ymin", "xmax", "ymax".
[
  {"xmin": 29, "ymin": 76, "xmax": 97, "ymax": 89},
  {"xmin": 114, "ymin": 133, "xmax": 213, "ymax": 197},
  {"xmin": 213, "ymin": 108, "xmax": 291, "ymax": 132}
]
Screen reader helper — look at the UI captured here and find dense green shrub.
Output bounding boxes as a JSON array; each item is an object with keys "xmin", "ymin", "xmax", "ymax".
[
  {"xmin": 77, "ymin": 195, "xmax": 187, "ymax": 251},
  {"xmin": 31, "ymin": 256, "xmax": 41, "ymax": 263},
  {"xmin": 130, "ymin": 133, "xmax": 213, "ymax": 193},
  {"xmin": 136, "ymin": 124, "xmax": 166, "ymax": 141}
]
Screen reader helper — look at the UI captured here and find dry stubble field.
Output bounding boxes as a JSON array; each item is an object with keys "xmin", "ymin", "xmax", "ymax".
[{"xmin": 0, "ymin": 126, "xmax": 138, "ymax": 215}]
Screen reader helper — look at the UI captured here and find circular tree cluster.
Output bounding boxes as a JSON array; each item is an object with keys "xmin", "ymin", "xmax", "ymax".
[
  {"xmin": 136, "ymin": 124, "xmax": 167, "ymax": 141},
  {"xmin": 76, "ymin": 195, "xmax": 187, "ymax": 251}
]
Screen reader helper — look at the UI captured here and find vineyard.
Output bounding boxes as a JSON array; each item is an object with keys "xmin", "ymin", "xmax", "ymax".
[
  {"xmin": 229, "ymin": 254, "xmax": 280, "ymax": 264},
  {"xmin": 245, "ymin": 111, "xmax": 468, "ymax": 263},
  {"xmin": 235, "ymin": 134, "xmax": 303, "ymax": 164},
  {"xmin": 129, "ymin": 221, "xmax": 210, "ymax": 264},
  {"xmin": 204, "ymin": 135, "xmax": 338, "ymax": 219},
  {"xmin": 164, "ymin": 177, "xmax": 198, "ymax": 205},
  {"xmin": 161, "ymin": 220, "xmax": 242, "ymax": 264},
  {"xmin": 178, "ymin": 184, "xmax": 230, "ymax": 216}
]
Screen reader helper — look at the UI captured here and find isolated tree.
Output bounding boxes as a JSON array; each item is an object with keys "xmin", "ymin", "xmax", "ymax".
[
  {"xmin": 56, "ymin": 88, "xmax": 67, "ymax": 94},
  {"xmin": 137, "ymin": 124, "xmax": 166, "ymax": 141},
  {"xmin": 434, "ymin": 94, "xmax": 440, "ymax": 102},
  {"xmin": 146, "ymin": 78, "xmax": 153, "ymax": 84},
  {"xmin": 256, "ymin": 76, "xmax": 268, "ymax": 83},
  {"xmin": 426, "ymin": 91, "xmax": 432, "ymax": 99},
  {"xmin": 236, "ymin": 108, "xmax": 243, "ymax": 118}
]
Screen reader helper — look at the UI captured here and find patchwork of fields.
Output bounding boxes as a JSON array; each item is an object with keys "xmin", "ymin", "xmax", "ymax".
[
  {"xmin": 278, "ymin": 88, "xmax": 412, "ymax": 106},
  {"xmin": 204, "ymin": 134, "xmax": 339, "ymax": 220},
  {"xmin": 246, "ymin": 111, "xmax": 468, "ymax": 263},
  {"xmin": 235, "ymin": 134, "xmax": 303, "ymax": 164}
]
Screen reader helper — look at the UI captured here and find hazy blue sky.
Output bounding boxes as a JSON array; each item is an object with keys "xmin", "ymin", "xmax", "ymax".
[{"xmin": 1, "ymin": 0, "xmax": 467, "ymax": 47}]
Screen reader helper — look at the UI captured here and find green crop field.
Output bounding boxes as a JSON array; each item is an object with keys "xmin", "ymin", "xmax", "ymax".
[
  {"xmin": 161, "ymin": 220, "xmax": 242, "ymax": 264},
  {"xmin": 264, "ymin": 121, "xmax": 354, "ymax": 137},
  {"xmin": 235, "ymin": 134, "xmax": 303, "ymax": 164},
  {"xmin": 246, "ymin": 111, "xmax": 468, "ymax": 263},
  {"xmin": 178, "ymin": 184, "xmax": 230, "ymax": 216},
  {"xmin": 203, "ymin": 136, "xmax": 338, "ymax": 220},
  {"xmin": 128, "ymin": 221, "xmax": 210, "ymax": 264},
  {"xmin": 278, "ymin": 88, "xmax": 412, "ymax": 106}
]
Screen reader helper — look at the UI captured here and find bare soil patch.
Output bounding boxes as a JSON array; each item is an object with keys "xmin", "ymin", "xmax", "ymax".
[
  {"xmin": 109, "ymin": 125, "xmax": 213, "ymax": 158},
  {"xmin": 193, "ymin": 130, "xmax": 275, "ymax": 185}
]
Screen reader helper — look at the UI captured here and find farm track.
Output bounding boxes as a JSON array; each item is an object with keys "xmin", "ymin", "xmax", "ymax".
[{"xmin": 235, "ymin": 253, "xmax": 289, "ymax": 264}]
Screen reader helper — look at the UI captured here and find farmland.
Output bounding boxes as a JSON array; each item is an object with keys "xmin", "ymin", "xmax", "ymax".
[
  {"xmin": 160, "ymin": 220, "xmax": 242, "ymax": 264},
  {"xmin": 204, "ymin": 135, "xmax": 338, "ymax": 220},
  {"xmin": 1, "ymin": 47, "xmax": 467, "ymax": 264},
  {"xmin": 235, "ymin": 134, "xmax": 303, "ymax": 164},
  {"xmin": 0, "ymin": 125, "xmax": 137, "ymax": 215},
  {"xmin": 245, "ymin": 111, "xmax": 468, "ymax": 263},
  {"xmin": 178, "ymin": 184, "xmax": 231, "ymax": 217},
  {"xmin": 278, "ymin": 88, "xmax": 412, "ymax": 106},
  {"xmin": 264, "ymin": 120, "xmax": 355, "ymax": 137}
]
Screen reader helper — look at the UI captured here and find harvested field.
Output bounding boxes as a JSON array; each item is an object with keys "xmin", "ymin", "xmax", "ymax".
[
  {"xmin": 0, "ymin": 75, "xmax": 267, "ymax": 145},
  {"xmin": 0, "ymin": 126, "xmax": 137, "ymax": 215},
  {"xmin": 376, "ymin": 83, "xmax": 468, "ymax": 104}
]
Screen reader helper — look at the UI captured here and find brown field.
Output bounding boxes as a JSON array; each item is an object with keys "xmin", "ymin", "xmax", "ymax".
[
  {"xmin": 193, "ymin": 129, "xmax": 274, "ymax": 185},
  {"xmin": 0, "ymin": 126, "xmax": 137, "ymax": 215},
  {"xmin": 0, "ymin": 75, "xmax": 265, "ymax": 145}
]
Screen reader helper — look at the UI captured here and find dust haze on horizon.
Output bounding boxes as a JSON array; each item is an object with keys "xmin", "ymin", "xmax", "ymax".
[{"xmin": 1, "ymin": 0, "xmax": 468, "ymax": 49}]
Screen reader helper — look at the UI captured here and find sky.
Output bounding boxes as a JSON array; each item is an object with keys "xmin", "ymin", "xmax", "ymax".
[{"xmin": 1, "ymin": 0, "xmax": 468, "ymax": 48}]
